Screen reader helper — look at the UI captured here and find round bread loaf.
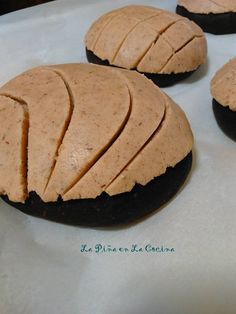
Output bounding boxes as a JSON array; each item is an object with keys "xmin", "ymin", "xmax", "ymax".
[
  {"xmin": 176, "ymin": 0, "xmax": 236, "ymax": 34},
  {"xmin": 211, "ymin": 58, "xmax": 236, "ymax": 140},
  {"xmin": 85, "ymin": 5, "xmax": 207, "ymax": 87},
  {"xmin": 0, "ymin": 64, "xmax": 193, "ymax": 226}
]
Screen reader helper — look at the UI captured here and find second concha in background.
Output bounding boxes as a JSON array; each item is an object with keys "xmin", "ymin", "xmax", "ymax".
[
  {"xmin": 176, "ymin": 0, "xmax": 236, "ymax": 34},
  {"xmin": 85, "ymin": 5, "xmax": 207, "ymax": 87}
]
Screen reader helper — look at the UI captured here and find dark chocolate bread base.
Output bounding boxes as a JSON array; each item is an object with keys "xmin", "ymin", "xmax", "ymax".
[
  {"xmin": 1, "ymin": 152, "xmax": 192, "ymax": 227},
  {"xmin": 142, "ymin": 71, "xmax": 195, "ymax": 88},
  {"xmin": 213, "ymin": 99, "xmax": 236, "ymax": 141},
  {"xmin": 86, "ymin": 48, "xmax": 195, "ymax": 88},
  {"xmin": 176, "ymin": 5, "xmax": 236, "ymax": 35},
  {"xmin": 0, "ymin": 0, "xmax": 54, "ymax": 15}
]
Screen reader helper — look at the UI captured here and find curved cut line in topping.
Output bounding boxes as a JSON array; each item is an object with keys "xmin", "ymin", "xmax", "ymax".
[
  {"xmin": 137, "ymin": 14, "xmax": 204, "ymax": 69},
  {"xmin": 135, "ymin": 17, "xmax": 201, "ymax": 72},
  {"xmin": 105, "ymin": 93, "xmax": 193, "ymax": 196},
  {"xmin": 105, "ymin": 101, "xmax": 167, "ymax": 191},
  {"xmin": 63, "ymin": 69, "xmax": 165, "ymax": 200},
  {"xmin": 111, "ymin": 12, "xmax": 184, "ymax": 69},
  {"xmin": 174, "ymin": 35, "xmax": 203, "ymax": 54},
  {"xmin": 43, "ymin": 68, "xmax": 75, "ymax": 193},
  {"xmin": 158, "ymin": 16, "xmax": 182, "ymax": 35},
  {"xmin": 0, "ymin": 93, "xmax": 29, "ymax": 110},
  {"xmin": 160, "ymin": 35, "xmax": 205, "ymax": 73},
  {"xmin": 160, "ymin": 20, "xmax": 203, "ymax": 52},
  {"xmin": 90, "ymin": 10, "xmax": 121, "ymax": 51},
  {"xmin": 0, "ymin": 68, "xmax": 74, "ymax": 198},
  {"xmin": 145, "ymin": 13, "xmax": 183, "ymax": 36},
  {"xmin": 133, "ymin": 39, "xmax": 159, "ymax": 70},
  {"xmin": 111, "ymin": 12, "xmax": 161, "ymax": 63},
  {"xmin": 93, "ymin": 12, "xmax": 130, "ymax": 59},
  {"xmin": 136, "ymin": 35, "xmax": 174, "ymax": 72},
  {"xmin": 42, "ymin": 64, "xmax": 132, "ymax": 202},
  {"xmin": 62, "ymin": 84, "xmax": 133, "ymax": 195}
]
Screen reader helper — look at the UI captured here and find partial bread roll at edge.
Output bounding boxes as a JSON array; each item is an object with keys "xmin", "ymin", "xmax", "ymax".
[
  {"xmin": 177, "ymin": 0, "xmax": 236, "ymax": 14},
  {"xmin": 211, "ymin": 57, "xmax": 236, "ymax": 112},
  {"xmin": 176, "ymin": 0, "xmax": 236, "ymax": 35},
  {"xmin": 211, "ymin": 58, "xmax": 236, "ymax": 141}
]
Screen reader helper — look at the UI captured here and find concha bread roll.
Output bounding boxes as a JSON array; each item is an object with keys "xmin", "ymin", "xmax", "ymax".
[
  {"xmin": 211, "ymin": 57, "xmax": 236, "ymax": 140},
  {"xmin": 211, "ymin": 57, "xmax": 236, "ymax": 112},
  {"xmin": 85, "ymin": 5, "xmax": 207, "ymax": 87},
  {"xmin": 178, "ymin": 0, "xmax": 236, "ymax": 14},
  {"xmin": 0, "ymin": 64, "xmax": 193, "ymax": 226},
  {"xmin": 176, "ymin": 0, "xmax": 236, "ymax": 34}
]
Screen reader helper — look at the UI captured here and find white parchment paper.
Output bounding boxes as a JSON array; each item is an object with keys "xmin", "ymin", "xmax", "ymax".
[{"xmin": 0, "ymin": 1, "xmax": 236, "ymax": 313}]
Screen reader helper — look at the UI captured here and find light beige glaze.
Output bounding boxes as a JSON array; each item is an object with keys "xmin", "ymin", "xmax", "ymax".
[
  {"xmin": 0, "ymin": 96, "xmax": 28, "ymax": 202},
  {"xmin": 137, "ymin": 37, "xmax": 173, "ymax": 73},
  {"xmin": 145, "ymin": 12, "xmax": 182, "ymax": 33},
  {"xmin": 0, "ymin": 64, "xmax": 193, "ymax": 203},
  {"xmin": 43, "ymin": 64, "xmax": 130, "ymax": 202},
  {"xmin": 85, "ymin": 5, "xmax": 207, "ymax": 74},
  {"xmin": 162, "ymin": 20, "xmax": 202, "ymax": 51},
  {"xmin": 211, "ymin": 57, "xmax": 236, "ymax": 111},
  {"xmin": 63, "ymin": 69, "xmax": 166, "ymax": 200},
  {"xmin": 92, "ymin": 7, "xmax": 159, "ymax": 64},
  {"xmin": 85, "ymin": 10, "xmax": 119, "ymax": 51},
  {"xmin": 178, "ymin": 0, "xmax": 236, "ymax": 14},
  {"xmin": 92, "ymin": 14, "xmax": 141, "ymax": 63},
  {"xmin": 160, "ymin": 37, "xmax": 207, "ymax": 74},
  {"xmin": 113, "ymin": 22, "xmax": 158, "ymax": 70},
  {"xmin": 0, "ymin": 68, "xmax": 71, "ymax": 198},
  {"xmin": 107, "ymin": 94, "xmax": 193, "ymax": 195},
  {"xmin": 138, "ymin": 19, "xmax": 205, "ymax": 74},
  {"xmin": 85, "ymin": 5, "xmax": 163, "ymax": 52}
]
